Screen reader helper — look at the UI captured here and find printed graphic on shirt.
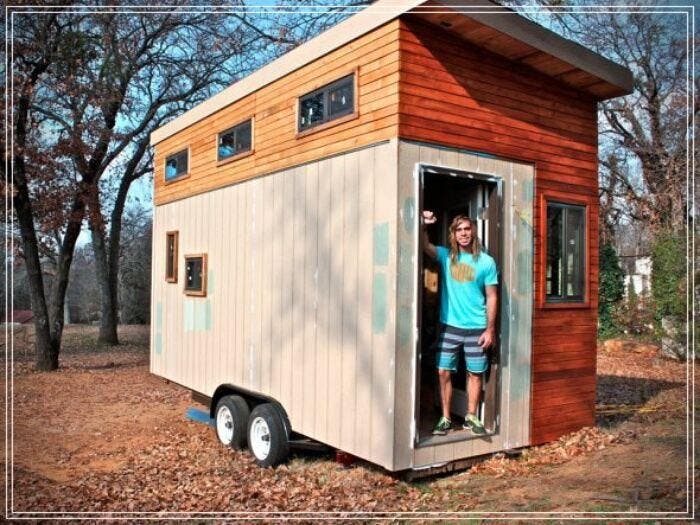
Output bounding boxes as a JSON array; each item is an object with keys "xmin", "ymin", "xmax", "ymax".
[{"xmin": 450, "ymin": 262, "xmax": 475, "ymax": 283}]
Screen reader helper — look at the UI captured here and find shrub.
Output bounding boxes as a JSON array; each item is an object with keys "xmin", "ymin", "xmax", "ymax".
[
  {"xmin": 650, "ymin": 232, "xmax": 687, "ymax": 321},
  {"xmin": 598, "ymin": 243, "xmax": 625, "ymax": 338}
]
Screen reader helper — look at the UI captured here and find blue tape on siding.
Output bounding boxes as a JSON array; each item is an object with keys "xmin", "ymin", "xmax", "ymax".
[
  {"xmin": 204, "ymin": 300, "xmax": 212, "ymax": 331},
  {"xmin": 402, "ymin": 198, "xmax": 415, "ymax": 234},
  {"xmin": 186, "ymin": 407, "xmax": 214, "ymax": 427},
  {"xmin": 184, "ymin": 300, "xmax": 213, "ymax": 332},
  {"xmin": 156, "ymin": 302, "xmax": 163, "ymax": 329},
  {"xmin": 155, "ymin": 333, "xmax": 163, "ymax": 355},
  {"xmin": 398, "ymin": 306, "xmax": 412, "ymax": 346},
  {"xmin": 207, "ymin": 269, "xmax": 214, "ymax": 295},
  {"xmin": 373, "ymin": 222, "xmax": 389, "ymax": 266},
  {"xmin": 372, "ymin": 272, "xmax": 387, "ymax": 334}
]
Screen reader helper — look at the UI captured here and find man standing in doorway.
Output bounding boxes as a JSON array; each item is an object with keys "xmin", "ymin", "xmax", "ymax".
[{"xmin": 421, "ymin": 211, "xmax": 498, "ymax": 435}]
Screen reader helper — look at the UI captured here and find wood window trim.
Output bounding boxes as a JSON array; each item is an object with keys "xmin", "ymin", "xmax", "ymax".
[
  {"xmin": 163, "ymin": 146, "xmax": 191, "ymax": 185},
  {"xmin": 295, "ymin": 68, "xmax": 359, "ymax": 139},
  {"xmin": 165, "ymin": 231, "xmax": 179, "ymax": 283},
  {"xmin": 538, "ymin": 191, "xmax": 591, "ymax": 310},
  {"xmin": 184, "ymin": 253, "xmax": 208, "ymax": 297},
  {"xmin": 215, "ymin": 117, "xmax": 255, "ymax": 166}
]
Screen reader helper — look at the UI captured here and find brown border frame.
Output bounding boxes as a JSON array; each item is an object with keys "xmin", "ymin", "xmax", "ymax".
[
  {"xmin": 295, "ymin": 68, "xmax": 360, "ymax": 139},
  {"xmin": 215, "ymin": 117, "xmax": 255, "ymax": 167},
  {"xmin": 163, "ymin": 146, "xmax": 191, "ymax": 185},
  {"xmin": 538, "ymin": 191, "xmax": 591, "ymax": 310},
  {"xmin": 165, "ymin": 231, "xmax": 179, "ymax": 283},
  {"xmin": 184, "ymin": 253, "xmax": 208, "ymax": 297}
]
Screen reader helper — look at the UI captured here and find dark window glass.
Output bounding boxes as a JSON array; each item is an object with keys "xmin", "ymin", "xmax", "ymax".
[
  {"xmin": 185, "ymin": 256, "xmax": 204, "ymax": 294},
  {"xmin": 298, "ymin": 74, "xmax": 354, "ymax": 132},
  {"xmin": 299, "ymin": 91, "xmax": 325, "ymax": 130},
  {"xmin": 166, "ymin": 232, "xmax": 178, "ymax": 282},
  {"xmin": 218, "ymin": 119, "xmax": 253, "ymax": 161},
  {"xmin": 329, "ymin": 82, "xmax": 353, "ymax": 118},
  {"xmin": 546, "ymin": 202, "xmax": 585, "ymax": 302},
  {"xmin": 165, "ymin": 149, "xmax": 188, "ymax": 181}
]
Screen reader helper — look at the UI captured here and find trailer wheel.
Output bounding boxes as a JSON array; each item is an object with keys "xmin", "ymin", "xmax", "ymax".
[
  {"xmin": 247, "ymin": 403, "xmax": 290, "ymax": 467},
  {"xmin": 215, "ymin": 395, "xmax": 250, "ymax": 450}
]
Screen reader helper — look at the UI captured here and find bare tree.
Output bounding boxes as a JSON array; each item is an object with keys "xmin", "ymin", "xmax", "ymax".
[{"xmin": 503, "ymin": 2, "xmax": 694, "ymax": 236}]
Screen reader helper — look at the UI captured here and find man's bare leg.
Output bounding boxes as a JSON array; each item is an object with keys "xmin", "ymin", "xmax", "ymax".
[
  {"xmin": 467, "ymin": 372, "xmax": 482, "ymax": 416},
  {"xmin": 438, "ymin": 369, "xmax": 453, "ymax": 419}
]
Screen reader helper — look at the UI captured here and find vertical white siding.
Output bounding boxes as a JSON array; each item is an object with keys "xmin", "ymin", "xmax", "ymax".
[{"xmin": 150, "ymin": 141, "xmax": 398, "ymax": 468}]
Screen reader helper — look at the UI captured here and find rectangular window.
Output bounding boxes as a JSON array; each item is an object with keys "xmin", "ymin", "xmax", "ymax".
[
  {"xmin": 165, "ymin": 149, "xmax": 188, "ymax": 181},
  {"xmin": 298, "ymin": 73, "xmax": 354, "ymax": 132},
  {"xmin": 546, "ymin": 202, "xmax": 586, "ymax": 302},
  {"xmin": 184, "ymin": 254, "xmax": 207, "ymax": 296},
  {"xmin": 165, "ymin": 231, "xmax": 178, "ymax": 282},
  {"xmin": 218, "ymin": 119, "xmax": 252, "ymax": 161}
]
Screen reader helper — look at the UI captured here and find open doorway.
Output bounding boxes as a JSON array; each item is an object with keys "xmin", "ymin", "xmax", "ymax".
[{"xmin": 416, "ymin": 165, "xmax": 502, "ymax": 444}]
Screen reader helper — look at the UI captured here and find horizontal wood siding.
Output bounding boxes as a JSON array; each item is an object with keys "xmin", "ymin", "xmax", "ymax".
[
  {"xmin": 150, "ymin": 142, "xmax": 399, "ymax": 469},
  {"xmin": 153, "ymin": 20, "xmax": 401, "ymax": 206},
  {"xmin": 398, "ymin": 18, "xmax": 599, "ymax": 445}
]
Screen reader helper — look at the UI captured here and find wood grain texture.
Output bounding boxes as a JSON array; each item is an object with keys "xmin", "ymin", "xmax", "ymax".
[
  {"xmin": 153, "ymin": 21, "xmax": 401, "ymax": 205},
  {"xmin": 397, "ymin": 18, "xmax": 599, "ymax": 446}
]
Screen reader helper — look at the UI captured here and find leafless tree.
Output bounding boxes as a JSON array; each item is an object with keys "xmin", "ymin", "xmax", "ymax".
[
  {"xmin": 9, "ymin": 1, "xmax": 365, "ymax": 369},
  {"xmin": 503, "ymin": 1, "xmax": 694, "ymax": 238}
]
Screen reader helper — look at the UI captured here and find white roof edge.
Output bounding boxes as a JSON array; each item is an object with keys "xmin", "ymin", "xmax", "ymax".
[
  {"xmin": 150, "ymin": 0, "xmax": 423, "ymax": 146},
  {"xmin": 433, "ymin": 0, "xmax": 633, "ymax": 94}
]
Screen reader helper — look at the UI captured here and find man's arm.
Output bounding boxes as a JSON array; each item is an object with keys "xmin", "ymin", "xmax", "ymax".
[
  {"xmin": 478, "ymin": 285, "xmax": 498, "ymax": 348},
  {"xmin": 421, "ymin": 210, "xmax": 437, "ymax": 259}
]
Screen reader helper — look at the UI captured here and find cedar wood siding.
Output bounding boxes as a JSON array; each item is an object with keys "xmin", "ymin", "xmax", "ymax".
[
  {"xmin": 397, "ymin": 18, "xmax": 599, "ymax": 445},
  {"xmin": 153, "ymin": 20, "xmax": 401, "ymax": 206}
]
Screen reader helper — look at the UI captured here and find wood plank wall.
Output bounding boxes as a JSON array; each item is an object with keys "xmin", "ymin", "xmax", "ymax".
[
  {"xmin": 153, "ymin": 20, "xmax": 401, "ymax": 206},
  {"xmin": 397, "ymin": 18, "xmax": 599, "ymax": 445}
]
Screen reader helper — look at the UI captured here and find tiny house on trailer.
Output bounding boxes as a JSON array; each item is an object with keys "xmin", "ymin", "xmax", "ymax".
[{"xmin": 150, "ymin": 0, "xmax": 632, "ymax": 473}]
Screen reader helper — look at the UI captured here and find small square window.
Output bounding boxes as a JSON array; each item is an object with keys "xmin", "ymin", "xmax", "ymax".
[
  {"xmin": 165, "ymin": 149, "xmax": 188, "ymax": 181},
  {"xmin": 218, "ymin": 119, "xmax": 253, "ymax": 161},
  {"xmin": 184, "ymin": 254, "xmax": 207, "ymax": 296},
  {"xmin": 298, "ymin": 73, "xmax": 354, "ymax": 132},
  {"xmin": 546, "ymin": 202, "xmax": 586, "ymax": 302},
  {"xmin": 165, "ymin": 231, "xmax": 178, "ymax": 282}
]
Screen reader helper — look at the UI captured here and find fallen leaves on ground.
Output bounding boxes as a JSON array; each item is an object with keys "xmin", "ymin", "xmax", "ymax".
[{"xmin": 5, "ymin": 326, "xmax": 690, "ymax": 516}]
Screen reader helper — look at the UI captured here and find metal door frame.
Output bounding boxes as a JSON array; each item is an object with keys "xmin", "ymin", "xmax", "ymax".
[{"xmin": 413, "ymin": 163, "xmax": 504, "ymax": 445}]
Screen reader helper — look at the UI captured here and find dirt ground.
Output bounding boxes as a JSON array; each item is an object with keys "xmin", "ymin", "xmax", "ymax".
[{"xmin": 3, "ymin": 325, "xmax": 695, "ymax": 520}]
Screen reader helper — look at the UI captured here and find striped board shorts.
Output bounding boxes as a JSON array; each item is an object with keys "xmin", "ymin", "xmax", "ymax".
[{"xmin": 434, "ymin": 324, "xmax": 489, "ymax": 374}]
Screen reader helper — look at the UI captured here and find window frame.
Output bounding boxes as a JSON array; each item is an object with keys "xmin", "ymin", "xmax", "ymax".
[
  {"xmin": 539, "ymin": 193, "xmax": 590, "ymax": 309},
  {"xmin": 296, "ymin": 70, "xmax": 358, "ymax": 137},
  {"xmin": 163, "ymin": 147, "xmax": 190, "ymax": 184},
  {"xmin": 216, "ymin": 117, "xmax": 254, "ymax": 164},
  {"xmin": 165, "ymin": 231, "xmax": 179, "ymax": 283},
  {"xmin": 184, "ymin": 253, "xmax": 208, "ymax": 297}
]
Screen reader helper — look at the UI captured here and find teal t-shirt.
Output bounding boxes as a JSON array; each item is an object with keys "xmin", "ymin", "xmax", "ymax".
[{"xmin": 435, "ymin": 246, "xmax": 498, "ymax": 329}]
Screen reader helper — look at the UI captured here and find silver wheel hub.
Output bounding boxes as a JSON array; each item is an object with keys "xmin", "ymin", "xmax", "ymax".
[
  {"xmin": 249, "ymin": 416, "xmax": 271, "ymax": 460},
  {"xmin": 216, "ymin": 406, "xmax": 234, "ymax": 445}
]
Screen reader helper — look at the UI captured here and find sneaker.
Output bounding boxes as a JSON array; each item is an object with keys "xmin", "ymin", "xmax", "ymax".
[
  {"xmin": 432, "ymin": 416, "xmax": 452, "ymax": 435},
  {"xmin": 463, "ymin": 414, "xmax": 486, "ymax": 435}
]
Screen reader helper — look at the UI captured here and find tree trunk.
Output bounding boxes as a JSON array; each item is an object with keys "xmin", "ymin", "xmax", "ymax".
[
  {"xmin": 90, "ymin": 137, "xmax": 149, "ymax": 345},
  {"xmin": 12, "ymin": 74, "xmax": 58, "ymax": 369},
  {"xmin": 12, "ymin": 164, "xmax": 57, "ymax": 370},
  {"xmin": 90, "ymin": 215, "xmax": 119, "ymax": 345}
]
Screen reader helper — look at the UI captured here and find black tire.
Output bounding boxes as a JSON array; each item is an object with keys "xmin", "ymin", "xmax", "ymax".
[
  {"xmin": 214, "ymin": 395, "xmax": 250, "ymax": 450},
  {"xmin": 247, "ymin": 403, "xmax": 290, "ymax": 467}
]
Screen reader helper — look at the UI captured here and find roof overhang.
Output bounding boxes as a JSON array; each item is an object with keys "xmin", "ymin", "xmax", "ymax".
[
  {"xmin": 410, "ymin": 0, "xmax": 634, "ymax": 100},
  {"xmin": 151, "ymin": 0, "xmax": 633, "ymax": 146}
]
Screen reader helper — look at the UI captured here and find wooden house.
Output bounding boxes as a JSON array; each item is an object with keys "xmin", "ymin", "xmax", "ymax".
[{"xmin": 150, "ymin": 0, "xmax": 632, "ymax": 473}]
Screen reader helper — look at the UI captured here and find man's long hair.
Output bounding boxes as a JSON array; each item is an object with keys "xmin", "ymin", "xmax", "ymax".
[{"xmin": 448, "ymin": 214, "xmax": 482, "ymax": 265}]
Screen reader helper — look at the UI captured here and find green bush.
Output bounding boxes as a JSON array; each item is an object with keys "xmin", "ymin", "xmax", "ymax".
[
  {"xmin": 651, "ymin": 232, "xmax": 687, "ymax": 321},
  {"xmin": 598, "ymin": 243, "xmax": 625, "ymax": 338}
]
